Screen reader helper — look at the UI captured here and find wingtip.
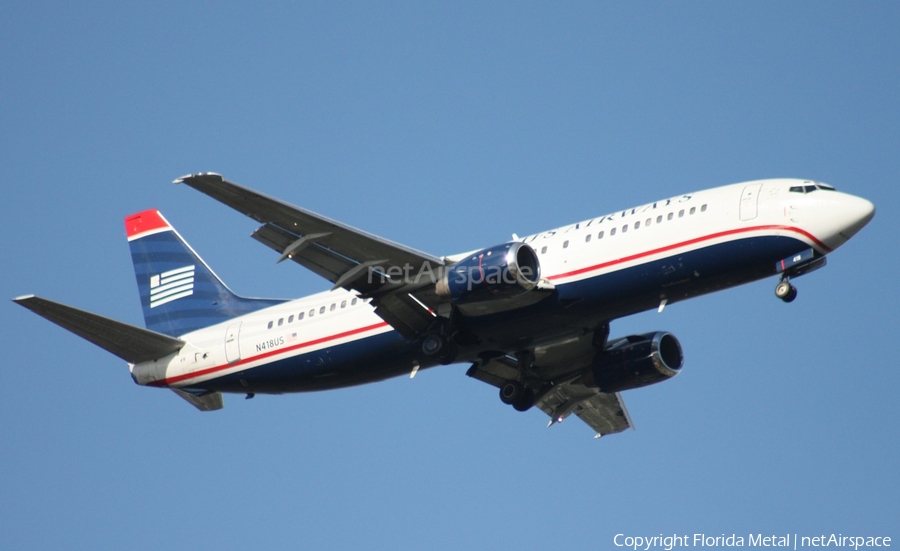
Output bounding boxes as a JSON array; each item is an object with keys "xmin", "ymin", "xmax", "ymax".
[
  {"xmin": 12, "ymin": 294, "xmax": 35, "ymax": 303},
  {"xmin": 173, "ymin": 172, "xmax": 222, "ymax": 184}
]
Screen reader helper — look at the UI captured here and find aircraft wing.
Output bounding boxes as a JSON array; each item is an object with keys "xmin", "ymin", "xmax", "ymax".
[
  {"xmin": 175, "ymin": 173, "xmax": 442, "ymax": 337},
  {"xmin": 466, "ymin": 327, "xmax": 634, "ymax": 438}
]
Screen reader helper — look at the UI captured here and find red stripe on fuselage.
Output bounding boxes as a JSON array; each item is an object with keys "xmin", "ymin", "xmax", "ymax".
[
  {"xmin": 547, "ymin": 225, "xmax": 829, "ymax": 282},
  {"xmin": 152, "ymin": 320, "xmax": 390, "ymax": 387}
]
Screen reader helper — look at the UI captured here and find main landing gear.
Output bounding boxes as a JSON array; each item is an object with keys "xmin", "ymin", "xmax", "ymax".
[
  {"xmin": 498, "ymin": 351, "xmax": 536, "ymax": 412},
  {"xmin": 499, "ymin": 380, "xmax": 536, "ymax": 412},
  {"xmin": 421, "ymin": 329, "xmax": 458, "ymax": 365},
  {"xmin": 775, "ymin": 277, "xmax": 798, "ymax": 303}
]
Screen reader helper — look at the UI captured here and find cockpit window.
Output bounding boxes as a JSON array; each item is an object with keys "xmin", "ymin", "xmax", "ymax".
[
  {"xmin": 790, "ymin": 182, "xmax": 837, "ymax": 194},
  {"xmin": 789, "ymin": 185, "xmax": 816, "ymax": 193}
]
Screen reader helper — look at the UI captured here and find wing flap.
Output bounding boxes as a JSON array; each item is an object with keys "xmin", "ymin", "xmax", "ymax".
[
  {"xmin": 535, "ymin": 383, "xmax": 633, "ymax": 437},
  {"xmin": 252, "ymin": 223, "xmax": 358, "ymax": 283},
  {"xmin": 372, "ymin": 293, "xmax": 436, "ymax": 338},
  {"xmin": 13, "ymin": 295, "xmax": 185, "ymax": 364}
]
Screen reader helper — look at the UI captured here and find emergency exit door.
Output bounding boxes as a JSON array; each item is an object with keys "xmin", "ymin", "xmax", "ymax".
[
  {"xmin": 225, "ymin": 322, "xmax": 242, "ymax": 364},
  {"xmin": 740, "ymin": 183, "xmax": 762, "ymax": 220}
]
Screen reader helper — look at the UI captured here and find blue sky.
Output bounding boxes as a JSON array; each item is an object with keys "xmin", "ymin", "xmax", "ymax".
[{"xmin": 2, "ymin": 3, "xmax": 898, "ymax": 550}]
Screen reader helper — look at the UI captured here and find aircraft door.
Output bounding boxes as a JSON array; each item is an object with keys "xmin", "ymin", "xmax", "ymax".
[
  {"xmin": 225, "ymin": 321, "xmax": 242, "ymax": 364},
  {"xmin": 739, "ymin": 183, "xmax": 762, "ymax": 221}
]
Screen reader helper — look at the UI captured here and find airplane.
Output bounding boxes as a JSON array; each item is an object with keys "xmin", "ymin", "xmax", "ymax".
[{"xmin": 14, "ymin": 174, "xmax": 875, "ymax": 437}]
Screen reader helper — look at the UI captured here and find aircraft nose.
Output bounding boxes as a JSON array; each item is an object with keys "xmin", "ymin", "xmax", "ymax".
[{"xmin": 838, "ymin": 194, "xmax": 875, "ymax": 241}]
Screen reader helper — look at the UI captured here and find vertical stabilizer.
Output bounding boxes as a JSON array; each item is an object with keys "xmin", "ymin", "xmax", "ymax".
[{"xmin": 126, "ymin": 209, "xmax": 284, "ymax": 337}]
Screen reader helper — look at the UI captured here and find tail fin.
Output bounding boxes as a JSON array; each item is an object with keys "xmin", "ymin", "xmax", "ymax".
[{"xmin": 125, "ymin": 209, "xmax": 284, "ymax": 337}]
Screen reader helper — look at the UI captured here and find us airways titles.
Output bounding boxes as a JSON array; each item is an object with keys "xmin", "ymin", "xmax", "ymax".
[{"xmin": 522, "ymin": 194, "xmax": 694, "ymax": 243}]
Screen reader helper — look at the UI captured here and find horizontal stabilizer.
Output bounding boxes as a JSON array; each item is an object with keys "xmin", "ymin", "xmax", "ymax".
[
  {"xmin": 13, "ymin": 295, "xmax": 185, "ymax": 364},
  {"xmin": 172, "ymin": 389, "xmax": 224, "ymax": 411}
]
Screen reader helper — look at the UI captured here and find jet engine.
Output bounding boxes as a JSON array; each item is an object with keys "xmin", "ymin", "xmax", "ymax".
[
  {"xmin": 436, "ymin": 242, "xmax": 540, "ymax": 304},
  {"xmin": 582, "ymin": 332, "xmax": 683, "ymax": 393}
]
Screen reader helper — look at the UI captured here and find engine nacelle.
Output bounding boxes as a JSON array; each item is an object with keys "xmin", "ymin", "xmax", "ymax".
[
  {"xmin": 581, "ymin": 332, "xmax": 684, "ymax": 393},
  {"xmin": 436, "ymin": 242, "xmax": 541, "ymax": 304}
]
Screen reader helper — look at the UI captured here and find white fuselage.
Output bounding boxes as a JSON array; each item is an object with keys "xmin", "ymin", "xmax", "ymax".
[{"xmin": 132, "ymin": 178, "xmax": 874, "ymax": 392}]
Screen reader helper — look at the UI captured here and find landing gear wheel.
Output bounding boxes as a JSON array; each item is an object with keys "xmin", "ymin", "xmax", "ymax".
[
  {"xmin": 500, "ymin": 382, "xmax": 535, "ymax": 411},
  {"xmin": 775, "ymin": 280, "xmax": 798, "ymax": 303},
  {"xmin": 512, "ymin": 388, "xmax": 535, "ymax": 412},
  {"xmin": 437, "ymin": 342, "xmax": 458, "ymax": 365},
  {"xmin": 499, "ymin": 381, "xmax": 526, "ymax": 405},
  {"xmin": 421, "ymin": 334, "xmax": 445, "ymax": 356},
  {"xmin": 783, "ymin": 286, "xmax": 798, "ymax": 303},
  {"xmin": 422, "ymin": 332, "xmax": 458, "ymax": 364}
]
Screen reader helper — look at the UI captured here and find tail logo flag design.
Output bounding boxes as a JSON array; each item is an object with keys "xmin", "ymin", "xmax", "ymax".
[
  {"xmin": 149, "ymin": 265, "xmax": 196, "ymax": 308},
  {"xmin": 125, "ymin": 209, "xmax": 285, "ymax": 337}
]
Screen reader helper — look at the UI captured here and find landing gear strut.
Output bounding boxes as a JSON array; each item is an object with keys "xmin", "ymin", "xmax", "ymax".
[{"xmin": 775, "ymin": 278, "xmax": 798, "ymax": 303}]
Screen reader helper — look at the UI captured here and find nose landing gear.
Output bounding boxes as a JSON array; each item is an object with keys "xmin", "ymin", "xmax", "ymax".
[
  {"xmin": 775, "ymin": 278, "xmax": 798, "ymax": 303},
  {"xmin": 773, "ymin": 248, "xmax": 827, "ymax": 303}
]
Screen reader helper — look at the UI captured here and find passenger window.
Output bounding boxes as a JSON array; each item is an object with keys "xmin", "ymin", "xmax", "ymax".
[
  {"xmin": 598, "ymin": 231, "xmax": 604, "ymax": 239},
  {"xmin": 678, "ymin": 210, "xmax": 685, "ymax": 218},
  {"xmin": 298, "ymin": 312, "xmax": 304, "ymax": 320},
  {"xmin": 309, "ymin": 309, "xmax": 315, "ymax": 317},
  {"xmin": 319, "ymin": 306, "xmax": 326, "ymax": 314},
  {"xmin": 288, "ymin": 315, "xmax": 294, "ymax": 323},
  {"xmin": 351, "ymin": 298, "xmax": 358, "ymax": 306},
  {"xmin": 585, "ymin": 234, "xmax": 591, "ymax": 243},
  {"xmin": 541, "ymin": 246, "xmax": 547, "ymax": 254},
  {"xmin": 610, "ymin": 227, "xmax": 617, "ymax": 236},
  {"xmin": 563, "ymin": 240, "xmax": 569, "ymax": 248},
  {"xmin": 277, "ymin": 318, "xmax": 283, "ymax": 327},
  {"xmin": 645, "ymin": 218, "xmax": 651, "ymax": 227},
  {"xmin": 656, "ymin": 215, "xmax": 662, "ymax": 224},
  {"xmin": 341, "ymin": 300, "xmax": 347, "ymax": 308},
  {"xmin": 267, "ymin": 321, "xmax": 273, "ymax": 329},
  {"xmin": 634, "ymin": 221, "xmax": 641, "ymax": 229},
  {"xmin": 701, "ymin": 204, "xmax": 707, "ymax": 212},
  {"xmin": 690, "ymin": 207, "xmax": 696, "ymax": 215},
  {"xmin": 330, "ymin": 303, "xmax": 336, "ymax": 312},
  {"xmin": 667, "ymin": 213, "xmax": 674, "ymax": 221},
  {"xmin": 621, "ymin": 224, "xmax": 628, "ymax": 233}
]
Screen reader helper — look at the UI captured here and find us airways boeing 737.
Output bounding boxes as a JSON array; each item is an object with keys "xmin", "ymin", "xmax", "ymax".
[{"xmin": 14, "ymin": 174, "xmax": 874, "ymax": 437}]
